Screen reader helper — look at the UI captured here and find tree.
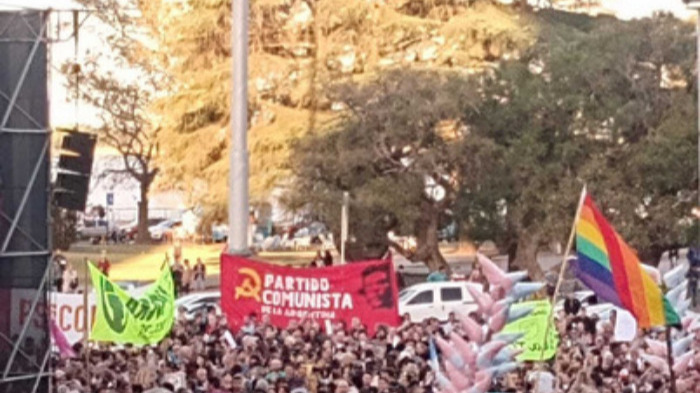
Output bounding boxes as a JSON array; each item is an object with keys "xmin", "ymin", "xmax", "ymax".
[
  {"xmin": 137, "ymin": 0, "xmax": 540, "ymax": 226},
  {"xmin": 285, "ymin": 70, "xmax": 475, "ymax": 271},
  {"xmin": 52, "ymin": 204, "xmax": 77, "ymax": 251},
  {"xmin": 68, "ymin": 0, "xmax": 161, "ymax": 243},
  {"xmin": 459, "ymin": 14, "xmax": 697, "ymax": 276}
]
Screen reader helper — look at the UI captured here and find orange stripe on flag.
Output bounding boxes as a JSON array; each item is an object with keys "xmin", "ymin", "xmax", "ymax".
[{"xmin": 618, "ymin": 237, "xmax": 650, "ymax": 327}]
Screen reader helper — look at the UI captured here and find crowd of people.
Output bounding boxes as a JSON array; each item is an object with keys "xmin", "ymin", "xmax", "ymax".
[
  {"xmin": 171, "ymin": 258, "xmax": 208, "ymax": 296},
  {"xmin": 45, "ymin": 245, "xmax": 700, "ymax": 393},
  {"xmin": 50, "ymin": 284, "xmax": 699, "ymax": 393}
]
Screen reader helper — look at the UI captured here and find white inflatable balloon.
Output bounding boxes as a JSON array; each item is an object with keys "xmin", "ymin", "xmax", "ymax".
[
  {"xmin": 492, "ymin": 332, "xmax": 525, "ymax": 344},
  {"xmin": 666, "ymin": 281, "xmax": 688, "ymax": 309},
  {"xmin": 506, "ymin": 305, "xmax": 536, "ymax": 324},
  {"xmin": 664, "ymin": 263, "xmax": 689, "ymax": 289},
  {"xmin": 476, "ymin": 341, "xmax": 507, "ymax": 369},
  {"xmin": 509, "ymin": 282, "xmax": 545, "ymax": 300},
  {"xmin": 673, "ymin": 335, "xmax": 694, "ymax": 358}
]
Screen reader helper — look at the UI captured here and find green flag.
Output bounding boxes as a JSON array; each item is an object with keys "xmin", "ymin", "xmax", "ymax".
[
  {"xmin": 501, "ymin": 300, "xmax": 559, "ymax": 361},
  {"xmin": 88, "ymin": 263, "xmax": 175, "ymax": 345}
]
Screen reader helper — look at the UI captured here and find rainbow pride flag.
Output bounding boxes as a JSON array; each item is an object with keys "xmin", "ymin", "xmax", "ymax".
[{"xmin": 573, "ymin": 194, "xmax": 679, "ymax": 328}]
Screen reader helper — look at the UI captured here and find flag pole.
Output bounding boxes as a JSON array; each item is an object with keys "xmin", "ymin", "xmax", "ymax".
[
  {"xmin": 83, "ymin": 258, "xmax": 90, "ymax": 389},
  {"xmin": 537, "ymin": 185, "xmax": 587, "ymax": 361},
  {"xmin": 665, "ymin": 325, "xmax": 678, "ymax": 393}
]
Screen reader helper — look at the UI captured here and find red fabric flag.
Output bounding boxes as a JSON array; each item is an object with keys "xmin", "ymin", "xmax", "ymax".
[{"xmin": 221, "ymin": 255, "xmax": 400, "ymax": 334}]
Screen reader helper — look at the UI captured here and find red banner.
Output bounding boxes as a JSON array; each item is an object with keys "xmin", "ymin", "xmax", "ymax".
[{"xmin": 221, "ymin": 255, "xmax": 400, "ymax": 334}]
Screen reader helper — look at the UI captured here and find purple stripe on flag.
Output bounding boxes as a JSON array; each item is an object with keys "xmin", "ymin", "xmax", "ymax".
[{"xmin": 572, "ymin": 257, "xmax": 622, "ymax": 307}]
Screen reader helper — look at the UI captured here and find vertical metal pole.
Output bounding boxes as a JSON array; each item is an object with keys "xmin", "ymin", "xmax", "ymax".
[
  {"xmin": 2, "ymin": 265, "xmax": 50, "ymax": 379},
  {"xmin": 696, "ymin": 12, "xmax": 700, "ymax": 212},
  {"xmin": 83, "ymin": 258, "xmax": 88, "ymax": 344},
  {"xmin": 340, "ymin": 192, "xmax": 349, "ymax": 264},
  {"xmin": 228, "ymin": 0, "xmax": 250, "ymax": 255},
  {"xmin": 30, "ymin": 348, "xmax": 50, "ymax": 393},
  {"xmin": 666, "ymin": 326, "xmax": 678, "ymax": 393},
  {"xmin": 0, "ymin": 131, "xmax": 49, "ymax": 252}
]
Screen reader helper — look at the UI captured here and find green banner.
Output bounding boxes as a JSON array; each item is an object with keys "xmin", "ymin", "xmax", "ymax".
[
  {"xmin": 89, "ymin": 263, "xmax": 175, "ymax": 345},
  {"xmin": 501, "ymin": 300, "xmax": 559, "ymax": 361}
]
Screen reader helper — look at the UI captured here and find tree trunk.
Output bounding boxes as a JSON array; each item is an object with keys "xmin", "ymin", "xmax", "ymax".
[
  {"xmin": 413, "ymin": 200, "xmax": 449, "ymax": 272},
  {"xmin": 638, "ymin": 245, "xmax": 666, "ymax": 267},
  {"xmin": 136, "ymin": 180, "xmax": 151, "ymax": 244},
  {"xmin": 511, "ymin": 232, "xmax": 543, "ymax": 280}
]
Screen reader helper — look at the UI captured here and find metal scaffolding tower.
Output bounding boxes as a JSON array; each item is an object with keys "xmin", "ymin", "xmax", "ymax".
[{"xmin": 0, "ymin": 8, "xmax": 52, "ymax": 393}]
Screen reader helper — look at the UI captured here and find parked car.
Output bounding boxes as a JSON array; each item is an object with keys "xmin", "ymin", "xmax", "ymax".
[
  {"xmin": 211, "ymin": 223, "xmax": 228, "ymax": 243},
  {"xmin": 438, "ymin": 221, "xmax": 458, "ymax": 242},
  {"xmin": 175, "ymin": 291, "xmax": 221, "ymax": 320},
  {"xmin": 149, "ymin": 219, "xmax": 182, "ymax": 241},
  {"xmin": 115, "ymin": 281, "xmax": 151, "ymax": 297},
  {"xmin": 119, "ymin": 218, "xmax": 167, "ymax": 241},
  {"xmin": 398, "ymin": 281, "xmax": 482, "ymax": 322},
  {"xmin": 77, "ymin": 218, "xmax": 110, "ymax": 242},
  {"xmin": 281, "ymin": 222, "xmax": 329, "ymax": 250}
]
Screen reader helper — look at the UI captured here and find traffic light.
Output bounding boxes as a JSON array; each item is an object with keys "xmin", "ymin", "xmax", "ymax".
[{"xmin": 54, "ymin": 130, "xmax": 96, "ymax": 211}]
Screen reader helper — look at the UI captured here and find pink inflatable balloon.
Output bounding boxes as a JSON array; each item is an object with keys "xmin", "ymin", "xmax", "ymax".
[
  {"xmin": 682, "ymin": 316, "xmax": 694, "ymax": 331},
  {"xmin": 490, "ymin": 298, "xmax": 510, "ymax": 317},
  {"xmin": 436, "ymin": 372, "xmax": 459, "ymax": 393},
  {"xmin": 488, "ymin": 306, "xmax": 509, "ymax": 333},
  {"xmin": 435, "ymin": 335, "xmax": 465, "ymax": 369},
  {"xmin": 474, "ymin": 368, "xmax": 493, "ymax": 382},
  {"xmin": 673, "ymin": 350, "xmax": 694, "ymax": 375},
  {"xmin": 476, "ymin": 341, "xmax": 508, "ymax": 369},
  {"xmin": 644, "ymin": 338, "xmax": 666, "ymax": 357},
  {"xmin": 466, "ymin": 375, "xmax": 491, "ymax": 393},
  {"xmin": 641, "ymin": 264, "xmax": 661, "ymax": 285},
  {"xmin": 678, "ymin": 378, "xmax": 694, "ymax": 392},
  {"xmin": 466, "ymin": 284, "xmax": 494, "ymax": 315},
  {"xmin": 458, "ymin": 314, "xmax": 485, "ymax": 344},
  {"xmin": 640, "ymin": 354, "xmax": 669, "ymax": 374},
  {"xmin": 489, "ymin": 285, "xmax": 507, "ymax": 301},
  {"xmin": 476, "ymin": 253, "xmax": 506, "ymax": 288},
  {"xmin": 450, "ymin": 332, "xmax": 477, "ymax": 366},
  {"xmin": 444, "ymin": 360, "xmax": 472, "ymax": 390}
]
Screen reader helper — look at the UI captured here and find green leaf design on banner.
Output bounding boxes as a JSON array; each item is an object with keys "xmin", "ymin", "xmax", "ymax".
[{"xmin": 88, "ymin": 263, "xmax": 174, "ymax": 345}]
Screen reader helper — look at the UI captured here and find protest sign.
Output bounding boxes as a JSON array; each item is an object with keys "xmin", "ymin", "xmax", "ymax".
[
  {"xmin": 501, "ymin": 300, "xmax": 559, "ymax": 361},
  {"xmin": 6, "ymin": 289, "xmax": 96, "ymax": 346},
  {"xmin": 221, "ymin": 255, "xmax": 400, "ymax": 334},
  {"xmin": 89, "ymin": 264, "xmax": 174, "ymax": 345},
  {"xmin": 613, "ymin": 307, "xmax": 637, "ymax": 342}
]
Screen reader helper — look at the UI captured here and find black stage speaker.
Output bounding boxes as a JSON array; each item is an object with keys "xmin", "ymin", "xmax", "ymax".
[{"xmin": 55, "ymin": 131, "xmax": 96, "ymax": 211}]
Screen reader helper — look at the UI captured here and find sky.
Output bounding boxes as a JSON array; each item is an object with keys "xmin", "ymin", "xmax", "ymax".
[{"xmin": 605, "ymin": 0, "xmax": 694, "ymax": 20}]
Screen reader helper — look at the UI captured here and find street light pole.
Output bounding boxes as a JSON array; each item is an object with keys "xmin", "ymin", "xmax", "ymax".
[{"xmin": 228, "ymin": 0, "xmax": 250, "ymax": 254}]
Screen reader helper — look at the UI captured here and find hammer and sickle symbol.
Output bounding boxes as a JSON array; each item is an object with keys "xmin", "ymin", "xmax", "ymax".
[{"xmin": 235, "ymin": 267, "xmax": 262, "ymax": 301}]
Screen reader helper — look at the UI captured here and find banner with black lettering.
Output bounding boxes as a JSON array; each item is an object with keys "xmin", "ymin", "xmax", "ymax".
[
  {"xmin": 89, "ymin": 263, "xmax": 174, "ymax": 345},
  {"xmin": 221, "ymin": 255, "xmax": 400, "ymax": 334}
]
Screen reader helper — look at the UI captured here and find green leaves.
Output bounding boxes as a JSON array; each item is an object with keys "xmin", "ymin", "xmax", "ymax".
[{"xmin": 460, "ymin": 13, "xmax": 697, "ymax": 267}]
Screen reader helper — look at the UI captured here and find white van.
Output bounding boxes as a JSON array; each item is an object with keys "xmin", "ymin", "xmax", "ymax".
[{"xmin": 398, "ymin": 281, "xmax": 482, "ymax": 322}]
